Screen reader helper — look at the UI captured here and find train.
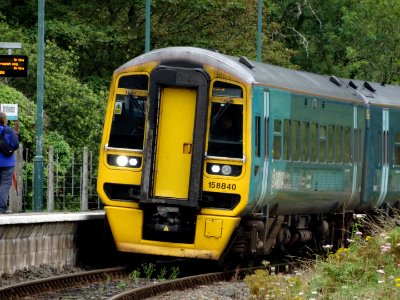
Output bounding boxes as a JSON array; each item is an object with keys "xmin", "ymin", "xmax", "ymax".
[{"xmin": 97, "ymin": 46, "xmax": 400, "ymax": 260}]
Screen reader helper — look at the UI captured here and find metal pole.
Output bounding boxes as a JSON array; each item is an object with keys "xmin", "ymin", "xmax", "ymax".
[
  {"xmin": 47, "ymin": 146, "xmax": 54, "ymax": 212},
  {"xmin": 145, "ymin": 0, "xmax": 151, "ymax": 52},
  {"xmin": 33, "ymin": 0, "xmax": 45, "ymax": 211},
  {"xmin": 257, "ymin": 0, "xmax": 263, "ymax": 62}
]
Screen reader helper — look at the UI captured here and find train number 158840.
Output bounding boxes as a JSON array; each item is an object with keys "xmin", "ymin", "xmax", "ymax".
[{"xmin": 208, "ymin": 182, "xmax": 236, "ymax": 190}]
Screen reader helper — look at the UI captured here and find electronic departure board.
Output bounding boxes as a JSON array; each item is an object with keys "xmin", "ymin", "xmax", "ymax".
[{"xmin": 0, "ymin": 55, "xmax": 28, "ymax": 77}]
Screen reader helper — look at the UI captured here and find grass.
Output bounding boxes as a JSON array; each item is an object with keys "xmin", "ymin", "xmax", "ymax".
[{"xmin": 244, "ymin": 211, "xmax": 400, "ymax": 299}]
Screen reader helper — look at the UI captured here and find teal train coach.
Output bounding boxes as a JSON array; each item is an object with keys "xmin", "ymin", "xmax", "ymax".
[{"xmin": 97, "ymin": 47, "xmax": 400, "ymax": 260}]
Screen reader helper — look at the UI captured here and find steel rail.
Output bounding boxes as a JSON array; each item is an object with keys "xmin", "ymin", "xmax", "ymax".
[{"xmin": 0, "ymin": 266, "xmax": 127, "ymax": 300}]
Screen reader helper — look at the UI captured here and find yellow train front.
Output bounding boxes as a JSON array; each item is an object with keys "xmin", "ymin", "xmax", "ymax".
[{"xmin": 97, "ymin": 47, "xmax": 252, "ymax": 260}]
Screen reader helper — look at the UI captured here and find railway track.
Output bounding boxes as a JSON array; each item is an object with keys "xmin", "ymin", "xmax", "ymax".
[
  {"xmin": 0, "ymin": 262, "xmax": 294, "ymax": 299},
  {"xmin": 109, "ymin": 264, "xmax": 291, "ymax": 300},
  {"xmin": 0, "ymin": 266, "xmax": 128, "ymax": 300}
]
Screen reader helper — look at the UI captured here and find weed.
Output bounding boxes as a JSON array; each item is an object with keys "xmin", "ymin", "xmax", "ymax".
[
  {"xmin": 157, "ymin": 267, "xmax": 167, "ymax": 281},
  {"xmin": 142, "ymin": 263, "xmax": 156, "ymax": 279},
  {"xmin": 168, "ymin": 266, "xmax": 180, "ymax": 279},
  {"xmin": 116, "ymin": 281, "xmax": 127, "ymax": 289},
  {"xmin": 244, "ymin": 212, "xmax": 400, "ymax": 299},
  {"xmin": 129, "ymin": 269, "xmax": 141, "ymax": 283}
]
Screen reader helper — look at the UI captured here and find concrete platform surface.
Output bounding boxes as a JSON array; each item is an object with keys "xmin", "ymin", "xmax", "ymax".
[{"xmin": 0, "ymin": 211, "xmax": 105, "ymax": 225}]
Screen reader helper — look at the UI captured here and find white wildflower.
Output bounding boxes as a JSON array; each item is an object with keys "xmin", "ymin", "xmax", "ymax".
[{"xmin": 377, "ymin": 269, "xmax": 385, "ymax": 274}]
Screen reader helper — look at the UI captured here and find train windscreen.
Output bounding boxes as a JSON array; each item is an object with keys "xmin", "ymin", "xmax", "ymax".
[
  {"xmin": 108, "ymin": 93, "xmax": 146, "ymax": 149},
  {"xmin": 208, "ymin": 102, "xmax": 243, "ymax": 158}
]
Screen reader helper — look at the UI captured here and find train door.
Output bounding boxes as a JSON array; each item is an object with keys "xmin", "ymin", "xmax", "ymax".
[
  {"xmin": 153, "ymin": 87, "xmax": 196, "ymax": 199},
  {"xmin": 386, "ymin": 108, "xmax": 400, "ymax": 206},
  {"xmin": 376, "ymin": 109, "xmax": 389, "ymax": 207},
  {"xmin": 140, "ymin": 67, "xmax": 209, "ymax": 207}
]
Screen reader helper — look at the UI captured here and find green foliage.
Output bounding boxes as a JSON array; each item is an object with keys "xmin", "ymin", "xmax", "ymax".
[
  {"xmin": 244, "ymin": 215, "xmax": 400, "ymax": 299},
  {"xmin": 44, "ymin": 131, "xmax": 72, "ymax": 175},
  {"xmin": 0, "ymin": 82, "xmax": 36, "ymax": 151},
  {"xmin": 168, "ymin": 266, "xmax": 180, "ymax": 280},
  {"xmin": 1, "ymin": 0, "xmax": 400, "ymax": 159},
  {"xmin": 157, "ymin": 267, "xmax": 167, "ymax": 281},
  {"xmin": 141, "ymin": 262, "xmax": 156, "ymax": 279},
  {"xmin": 129, "ymin": 269, "xmax": 141, "ymax": 283}
]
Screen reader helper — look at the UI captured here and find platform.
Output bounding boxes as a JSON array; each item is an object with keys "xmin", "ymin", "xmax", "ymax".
[{"xmin": 0, "ymin": 211, "xmax": 112, "ymax": 275}]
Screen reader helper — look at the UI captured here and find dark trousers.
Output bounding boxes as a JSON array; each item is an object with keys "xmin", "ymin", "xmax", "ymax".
[{"xmin": 0, "ymin": 166, "xmax": 14, "ymax": 213}]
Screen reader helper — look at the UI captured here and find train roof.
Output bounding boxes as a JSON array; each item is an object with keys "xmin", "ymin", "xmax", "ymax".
[
  {"xmin": 339, "ymin": 79, "xmax": 400, "ymax": 107},
  {"xmin": 116, "ymin": 47, "xmax": 400, "ymax": 107}
]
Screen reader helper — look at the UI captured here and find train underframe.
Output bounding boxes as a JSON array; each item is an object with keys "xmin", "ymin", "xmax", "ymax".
[
  {"xmin": 229, "ymin": 211, "xmax": 355, "ymax": 259},
  {"xmin": 136, "ymin": 201, "xmax": 355, "ymax": 260}
]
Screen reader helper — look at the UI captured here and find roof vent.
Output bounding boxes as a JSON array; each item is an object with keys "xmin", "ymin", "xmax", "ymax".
[
  {"xmin": 348, "ymin": 81, "xmax": 358, "ymax": 89},
  {"xmin": 329, "ymin": 76, "xmax": 342, "ymax": 87},
  {"xmin": 239, "ymin": 56, "xmax": 255, "ymax": 69},
  {"xmin": 363, "ymin": 81, "xmax": 376, "ymax": 93}
]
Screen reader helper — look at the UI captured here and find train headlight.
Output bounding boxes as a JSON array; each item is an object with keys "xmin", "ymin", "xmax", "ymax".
[
  {"xmin": 221, "ymin": 165, "xmax": 232, "ymax": 175},
  {"xmin": 206, "ymin": 163, "xmax": 242, "ymax": 177},
  {"xmin": 211, "ymin": 165, "xmax": 221, "ymax": 173},
  {"xmin": 129, "ymin": 158, "xmax": 139, "ymax": 166},
  {"xmin": 107, "ymin": 154, "xmax": 142, "ymax": 168},
  {"xmin": 116, "ymin": 155, "xmax": 129, "ymax": 166}
]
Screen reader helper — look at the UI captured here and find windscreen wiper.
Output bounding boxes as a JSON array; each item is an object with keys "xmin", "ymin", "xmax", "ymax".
[
  {"xmin": 128, "ymin": 91, "xmax": 145, "ymax": 116},
  {"xmin": 212, "ymin": 99, "xmax": 233, "ymax": 124}
]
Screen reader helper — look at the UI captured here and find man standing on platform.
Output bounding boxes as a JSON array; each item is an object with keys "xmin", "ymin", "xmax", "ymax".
[{"xmin": 0, "ymin": 111, "xmax": 19, "ymax": 214}]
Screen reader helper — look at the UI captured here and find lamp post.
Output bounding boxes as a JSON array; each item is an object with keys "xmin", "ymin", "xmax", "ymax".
[
  {"xmin": 33, "ymin": 0, "xmax": 45, "ymax": 211},
  {"xmin": 257, "ymin": 0, "xmax": 263, "ymax": 62},
  {"xmin": 145, "ymin": 0, "xmax": 150, "ymax": 52}
]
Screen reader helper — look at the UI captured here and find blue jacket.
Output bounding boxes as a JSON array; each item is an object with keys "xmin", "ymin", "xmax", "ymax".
[{"xmin": 0, "ymin": 125, "xmax": 19, "ymax": 167}]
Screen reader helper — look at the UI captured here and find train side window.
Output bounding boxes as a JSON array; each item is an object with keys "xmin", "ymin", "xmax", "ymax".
[
  {"xmin": 344, "ymin": 126, "xmax": 351, "ymax": 163},
  {"xmin": 319, "ymin": 125, "xmax": 327, "ymax": 163},
  {"xmin": 273, "ymin": 119, "xmax": 282, "ymax": 160},
  {"xmin": 310, "ymin": 123, "xmax": 317, "ymax": 162},
  {"xmin": 327, "ymin": 125, "xmax": 334, "ymax": 163},
  {"xmin": 394, "ymin": 132, "xmax": 400, "ymax": 165},
  {"xmin": 255, "ymin": 116, "xmax": 261, "ymax": 157},
  {"xmin": 283, "ymin": 119, "xmax": 291, "ymax": 161},
  {"xmin": 301, "ymin": 122, "xmax": 309, "ymax": 161},
  {"xmin": 335, "ymin": 126, "xmax": 343, "ymax": 163},
  {"xmin": 292, "ymin": 120, "xmax": 300, "ymax": 161}
]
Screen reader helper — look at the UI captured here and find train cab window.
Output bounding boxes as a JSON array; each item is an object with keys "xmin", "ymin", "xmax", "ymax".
[
  {"xmin": 335, "ymin": 126, "xmax": 343, "ymax": 163},
  {"xmin": 273, "ymin": 120, "xmax": 282, "ymax": 160},
  {"xmin": 208, "ymin": 102, "xmax": 243, "ymax": 158},
  {"xmin": 301, "ymin": 122, "xmax": 309, "ymax": 161},
  {"xmin": 394, "ymin": 132, "xmax": 400, "ymax": 165},
  {"xmin": 292, "ymin": 120, "xmax": 300, "ymax": 161},
  {"xmin": 327, "ymin": 125, "xmax": 334, "ymax": 163},
  {"xmin": 319, "ymin": 125, "xmax": 327, "ymax": 163},
  {"xmin": 344, "ymin": 126, "xmax": 351, "ymax": 163},
  {"xmin": 108, "ymin": 93, "xmax": 146, "ymax": 149},
  {"xmin": 310, "ymin": 123, "xmax": 317, "ymax": 162},
  {"xmin": 283, "ymin": 119, "xmax": 291, "ymax": 161}
]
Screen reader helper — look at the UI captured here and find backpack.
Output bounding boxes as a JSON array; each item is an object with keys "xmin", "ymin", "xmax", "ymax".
[{"xmin": 0, "ymin": 127, "xmax": 14, "ymax": 157}]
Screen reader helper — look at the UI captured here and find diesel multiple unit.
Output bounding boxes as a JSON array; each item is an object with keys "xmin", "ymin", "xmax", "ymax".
[{"xmin": 97, "ymin": 47, "xmax": 400, "ymax": 260}]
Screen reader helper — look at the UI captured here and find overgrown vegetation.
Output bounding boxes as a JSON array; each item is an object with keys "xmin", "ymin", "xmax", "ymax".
[{"xmin": 244, "ymin": 213, "xmax": 400, "ymax": 299}]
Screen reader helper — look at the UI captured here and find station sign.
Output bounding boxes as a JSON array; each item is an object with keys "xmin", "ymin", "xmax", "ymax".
[
  {"xmin": 0, "ymin": 55, "xmax": 28, "ymax": 77},
  {"xmin": 0, "ymin": 104, "xmax": 18, "ymax": 120}
]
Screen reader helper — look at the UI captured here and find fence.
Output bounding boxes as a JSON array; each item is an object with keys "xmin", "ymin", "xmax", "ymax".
[{"xmin": 9, "ymin": 145, "xmax": 101, "ymax": 212}]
